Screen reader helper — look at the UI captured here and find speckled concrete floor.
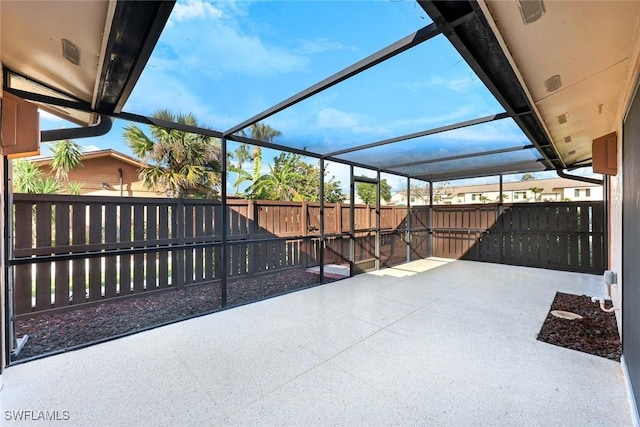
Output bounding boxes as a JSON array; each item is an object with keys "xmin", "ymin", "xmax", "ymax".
[{"xmin": 0, "ymin": 259, "xmax": 633, "ymax": 426}]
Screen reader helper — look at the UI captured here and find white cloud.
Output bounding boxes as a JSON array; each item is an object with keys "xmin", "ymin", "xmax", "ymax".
[
  {"xmin": 447, "ymin": 77, "xmax": 475, "ymax": 93},
  {"xmin": 317, "ymin": 108, "xmax": 359, "ymax": 128},
  {"xmin": 170, "ymin": 0, "xmax": 222, "ymax": 23},
  {"xmin": 389, "ymin": 106, "xmax": 474, "ymax": 130},
  {"xmin": 316, "ymin": 108, "xmax": 388, "ymax": 135},
  {"xmin": 124, "ymin": 71, "xmax": 242, "ymax": 131},
  {"xmin": 395, "ymin": 76, "xmax": 476, "ymax": 94},
  {"xmin": 437, "ymin": 124, "xmax": 528, "ymax": 144},
  {"xmin": 160, "ymin": 6, "xmax": 310, "ymax": 78},
  {"xmin": 199, "ymin": 26, "xmax": 310, "ymax": 76},
  {"xmin": 295, "ymin": 38, "xmax": 354, "ymax": 55},
  {"xmin": 430, "ymin": 76, "xmax": 477, "ymax": 93},
  {"xmin": 396, "ymin": 80, "xmax": 431, "ymax": 93},
  {"xmin": 38, "ymin": 109, "xmax": 72, "ymax": 127},
  {"xmin": 396, "ymin": 76, "xmax": 477, "ymax": 94}
]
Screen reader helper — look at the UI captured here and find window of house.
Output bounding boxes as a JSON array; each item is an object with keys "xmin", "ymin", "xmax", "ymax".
[
  {"xmin": 471, "ymin": 193, "xmax": 481, "ymax": 201},
  {"xmin": 585, "ymin": 188, "xmax": 591, "ymax": 197},
  {"xmin": 514, "ymin": 191, "xmax": 526, "ymax": 200},
  {"xmin": 574, "ymin": 189, "xmax": 580, "ymax": 197}
]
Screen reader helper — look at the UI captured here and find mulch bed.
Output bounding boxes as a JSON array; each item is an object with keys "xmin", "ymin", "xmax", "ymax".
[
  {"xmin": 537, "ymin": 292, "xmax": 621, "ymax": 361},
  {"xmin": 14, "ymin": 268, "xmax": 327, "ymax": 361}
]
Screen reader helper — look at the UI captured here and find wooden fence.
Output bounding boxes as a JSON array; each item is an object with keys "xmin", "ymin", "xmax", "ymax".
[
  {"xmin": 10, "ymin": 195, "xmax": 603, "ymax": 316},
  {"xmin": 11, "ymin": 195, "xmax": 424, "ymax": 316},
  {"xmin": 431, "ymin": 202, "xmax": 605, "ymax": 273}
]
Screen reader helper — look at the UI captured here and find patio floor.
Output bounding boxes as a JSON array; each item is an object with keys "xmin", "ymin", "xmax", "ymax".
[{"xmin": 0, "ymin": 258, "xmax": 632, "ymax": 426}]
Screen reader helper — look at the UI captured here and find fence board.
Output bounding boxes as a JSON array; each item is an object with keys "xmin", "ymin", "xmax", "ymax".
[
  {"xmin": 133, "ymin": 204, "xmax": 145, "ymax": 292},
  {"xmin": 88, "ymin": 204, "xmax": 102, "ymax": 301},
  {"xmin": 13, "ymin": 202, "xmax": 33, "ymax": 313},
  {"xmin": 119, "ymin": 203, "xmax": 132, "ymax": 296},
  {"xmin": 70, "ymin": 203, "xmax": 88, "ymax": 305},
  {"xmin": 213, "ymin": 204, "xmax": 222, "ymax": 280},
  {"xmin": 204, "ymin": 204, "xmax": 214, "ymax": 281},
  {"xmin": 104, "ymin": 204, "xmax": 118, "ymax": 298},
  {"xmin": 147, "ymin": 204, "xmax": 158, "ymax": 289},
  {"xmin": 54, "ymin": 202, "xmax": 71, "ymax": 307},
  {"xmin": 35, "ymin": 202, "xmax": 52, "ymax": 311},
  {"xmin": 158, "ymin": 205, "xmax": 170, "ymax": 288},
  {"xmin": 194, "ymin": 204, "xmax": 204, "ymax": 283},
  {"xmin": 184, "ymin": 204, "xmax": 194, "ymax": 283}
]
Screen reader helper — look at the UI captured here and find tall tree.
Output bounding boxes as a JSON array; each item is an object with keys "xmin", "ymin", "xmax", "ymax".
[
  {"xmin": 229, "ymin": 122, "xmax": 281, "ymax": 195},
  {"xmin": 12, "ymin": 160, "xmax": 46, "ymax": 194},
  {"xmin": 529, "ymin": 186, "xmax": 543, "ymax": 201},
  {"xmin": 247, "ymin": 123, "xmax": 281, "ymax": 181},
  {"xmin": 228, "ymin": 143, "xmax": 252, "ymax": 195},
  {"xmin": 12, "ymin": 160, "xmax": 61, "ymax": 194},
  {"xmin": 50, "ymin": 139, "xmax": 83, "ymax": 181},
  {"xmin": 123, "ymin": 110, "xmax": 222, "ymax": 198},
  {"xmin": 249, "ymin": 153, "xmax": 300, "ymax": 201},
  {"xmin": 433, "ymin": 181, "xmax": 452, "ymax": 203},
  {"xmin": 356, "ymin": 178, "xmax": 392, "ymax": 205},
  {"xmin": 247, "ymin": 153, "xmax": 344, "ymax": 202}
]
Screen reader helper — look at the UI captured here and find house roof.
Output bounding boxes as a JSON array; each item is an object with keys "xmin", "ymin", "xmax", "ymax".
[
  {"xmin": 447, "ymin": 178, "xmax": 600, "ymax": 197},
  {"xmin": 33, "ymin": 149, "xmax": 145, "ymax": 169}
]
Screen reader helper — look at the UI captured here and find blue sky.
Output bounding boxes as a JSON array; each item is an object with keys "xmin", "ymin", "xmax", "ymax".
[{"xmin": 39, "ymin": 0, "xmax": 573, "ymax": 192}]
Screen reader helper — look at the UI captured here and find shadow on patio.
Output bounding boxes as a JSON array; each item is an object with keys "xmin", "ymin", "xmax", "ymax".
[{"xmin": 0, "ymin": 258, "xmax": 631, "ymax": 426}]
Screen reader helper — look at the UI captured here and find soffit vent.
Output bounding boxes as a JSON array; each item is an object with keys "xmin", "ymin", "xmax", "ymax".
[
  {"xmin": 544, "ymin": 74, "xmax": 562, "ymax": 92},
  {"xmin": 564, "ymin": 136, "xmax": 572, "ymax": 143},
  {"xmin": 557, "ymin": 113, "xmax": 569, "ymax": 124},
  {"xmin": 62, "ymin": 38, "xmax": 81, "ymax": 66},
  {"xmin": 517, "ymin": 0, "xmax": 546, "ymax": 24}
]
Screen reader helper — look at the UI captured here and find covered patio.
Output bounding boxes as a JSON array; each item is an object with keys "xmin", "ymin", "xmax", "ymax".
[
  {"xmin": 1, "ymin": 259, "xmax": 630, "ymax": 425},
  {"xmin": 1, "ymin": 0, "xmax": 639, "ymax": 425}
]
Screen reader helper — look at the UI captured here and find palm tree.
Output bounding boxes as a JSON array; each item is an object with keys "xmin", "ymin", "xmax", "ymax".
[
  {"xmin": 248, "ymin": 153, "xmax": 301, "ymax": 201},
  {"xmin": 50, "ymin": 139, "xmax": 83, "ymax": 181},
  {"xmin": 228, "ymin": 144, "xmax": 253, "ymax": 195},
  {"xmin": 529, "ymin": 186, "xmax": 543, "ymax": 201},
  {"xmin": 12, "ymin": 160, "xmax": 61, "ymax": 194},
  {"xmin": 12, "ymin": 160, "xmax": 45, "ymax": 193},
  {"xmin": 229, "ymin": 123, "xmax": 281, "ymax": 196},
  {"xmin": 123, "ymin": 110, "xmax": 222, "ymax": 198},
  {"xmin": 248, "ymin": 123, "xmax": 281, "ymax": 180}
]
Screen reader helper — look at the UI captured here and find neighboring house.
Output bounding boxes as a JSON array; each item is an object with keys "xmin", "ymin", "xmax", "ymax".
[
  {"xmin": 32, "ymin": 149, "xmax": 161, "ymax": 197},
  {"xmin": 388, "ymin": 188, "xmax": 430, "ymax": 206},
  {"xmin": 390, "ymin": 178, "xmax": 602, "ymax": 205}
]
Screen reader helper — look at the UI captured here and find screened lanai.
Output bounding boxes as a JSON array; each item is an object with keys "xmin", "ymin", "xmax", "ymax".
[
  {"xmin": 0, "ymin": 0, "xmax": 608, "ymax": 364},
  {"xmin": 5, "ymin": 1, "xmax": 565, "ymax": 179}
]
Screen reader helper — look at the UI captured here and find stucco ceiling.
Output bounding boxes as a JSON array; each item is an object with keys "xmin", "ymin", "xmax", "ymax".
[
  {"xmin": 1, "ymin": 0, "xmax": 173, "ymax": 126},
  {"xmin": 480, "ymin": 0, "xmax": 640, "ymax": 169}
]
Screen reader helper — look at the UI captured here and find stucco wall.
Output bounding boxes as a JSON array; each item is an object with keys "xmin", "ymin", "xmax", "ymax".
[
  {"xmin": 38, "ymin": 156, "xmax": 162, "ymax": 197},
  {"xmin": 609, "ymin": 127, "xmax": 623, "ymax": 333}
]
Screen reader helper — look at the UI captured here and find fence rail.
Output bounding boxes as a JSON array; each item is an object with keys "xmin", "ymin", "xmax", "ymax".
[{"xmin": 10, "ymin": 195, "xmax": 604, "ymax": 316}]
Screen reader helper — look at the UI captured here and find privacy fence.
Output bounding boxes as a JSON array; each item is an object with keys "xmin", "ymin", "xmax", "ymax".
[{"xmin": 11, "ymin": 195, "xmax": 604, "ymax": 316}]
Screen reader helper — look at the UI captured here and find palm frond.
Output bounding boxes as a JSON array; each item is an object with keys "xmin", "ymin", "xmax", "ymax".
[{"xmin": 50, "ymin": 139, "xmax": 83, "ymax": 181}]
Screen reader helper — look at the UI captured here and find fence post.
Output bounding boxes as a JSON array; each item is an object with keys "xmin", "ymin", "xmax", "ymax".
[
  {"xmin": 247, "ymin": 199, "xmax": 257, "ymax": 275},
  {"xmin": 429, "ymin": 182, "xmax": 434, "ymax": 258},
  {"xmin": 173, "ymin": 198, "xmax": 185, "ymax": 288},
  {"xmin": 499, "ymin": 175, "xmax": 504, "ymax": 263},
  {"xmin": 302, "ymin": 201, "xmax": 308, "ymax": 267}
]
